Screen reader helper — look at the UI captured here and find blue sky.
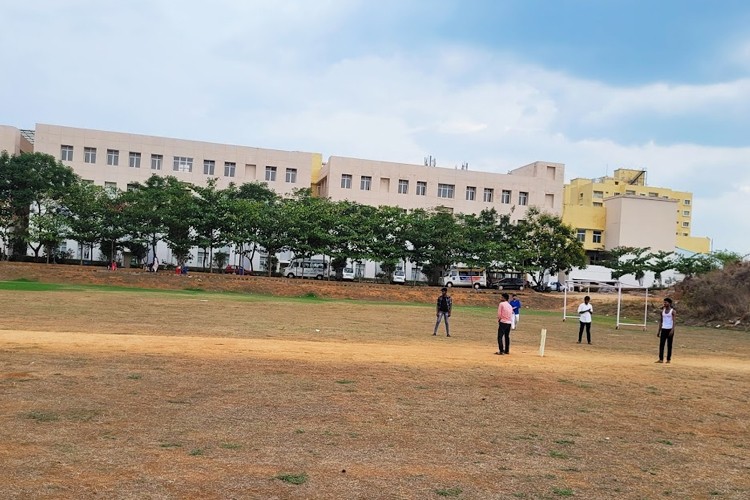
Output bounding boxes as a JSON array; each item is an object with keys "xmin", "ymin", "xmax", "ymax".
[{"xmin": 2, "ymin": 0, "xmax": 750, "ymax": 253}]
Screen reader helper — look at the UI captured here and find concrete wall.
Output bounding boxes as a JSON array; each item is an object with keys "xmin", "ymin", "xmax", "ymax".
[{"xmin": 604, "ymin": 195, "xmax": 677, "ymax": 252}]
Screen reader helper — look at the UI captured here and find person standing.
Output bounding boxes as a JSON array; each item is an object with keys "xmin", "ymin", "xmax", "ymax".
[
  {"xmin": 433, "ymin": 287, "xmax": 452, "ymax": 337},
  {"xmin": 497, "ymin": 293, "xmax": 513, "ymax": 355},
  {"xmin": 656, "ymin": 298, "xmax": 676, "ymax": 363},
  {"xmin": 152, "ymin": 256, "xmax": 160, "ymax": 273},
  {"xmin": 577, "ymin": 296, "xmax": 593, "ymax": 344},
  {"xmin": 509, "ymin": 294, "xmax": 522, "ymax": 330}
]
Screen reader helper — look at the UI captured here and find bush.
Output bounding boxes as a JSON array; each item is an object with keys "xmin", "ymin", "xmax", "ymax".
[{"xmin": 675, "ymin": 262, "xmax": 750, "ymax": 327}]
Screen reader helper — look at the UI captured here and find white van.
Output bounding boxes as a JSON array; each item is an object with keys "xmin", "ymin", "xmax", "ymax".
[
  {"xmin": 442, "ymin": 267, "xmax": 487, "ymax": 289},
  {"xmin": 340, "ymin": 267, "xmax": 355, "ymax": 281},
  {"xmin": 283, "ymin": 260, "xmax": 328, "ymax": 279}
]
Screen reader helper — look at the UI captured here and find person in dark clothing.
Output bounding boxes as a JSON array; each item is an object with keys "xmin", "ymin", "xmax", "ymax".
[{"xmin": 433, "ymin": 287, "xmax": 452, "ymax": 337}]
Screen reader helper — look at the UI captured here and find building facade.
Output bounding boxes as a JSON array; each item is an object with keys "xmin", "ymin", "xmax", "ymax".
[
  {"xmin": 33, "ymin": 124, "xmax": 322, "ymax": 197},
  {"xmin": 315, "ymin": 156, "xmax": 564, "ymax": 218},
  {"xmin": 563, "ymin": 168, "xmax": 710, "ymax": 256}
]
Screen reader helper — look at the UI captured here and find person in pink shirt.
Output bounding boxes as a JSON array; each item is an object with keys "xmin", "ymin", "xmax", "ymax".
[{"xmin": 496, "ymin": 293, "xmax": 513, "ymax": 355}]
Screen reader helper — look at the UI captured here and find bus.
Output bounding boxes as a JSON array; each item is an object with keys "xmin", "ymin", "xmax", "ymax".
[
  {"xmin": 441, "ymin": 267, "xmax": 487, "ymax": 289},
  {"xmin": 282, "ymin": 259, "xmax": 328, "ymax": 279}
]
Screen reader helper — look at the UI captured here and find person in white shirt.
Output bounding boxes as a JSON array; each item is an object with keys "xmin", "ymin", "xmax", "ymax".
[
  {"xmin": 577, "ymin": 296, "xmax": 593, "ymax": 344},
  {"xmin": 656, "ymin": 297, "xmax": 676, "ymax": 363}
]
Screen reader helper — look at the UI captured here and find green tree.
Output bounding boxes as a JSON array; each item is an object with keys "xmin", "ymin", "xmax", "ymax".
[
  {"xmin": 192, "ymin": 178, "xmax": 234, "ymax": 271},
  {"xmin": 601, "ymin": 246, "xmax": 653, "ymax": 284},
  {"xmin": 403, "ymin": 209, "xmax": 460, "ymax": 285},
  {"xmin": 647, "ymin": 250, "xmax": 675, "ymax": 287},
  {"xmin": 65, "ymin": 181, "xmax": 112, "ymax": 264},
  {"xmin": 0, "ymin": 152, "xmax": 78, "ymax": 259},
  {"xmin": 517, "ymin": 207, "xmax": 586, "ymax": 286},
  {"xmin": 120, "ymin": 175, "xmax": 188, "ymax": 267},
  {"xmin": 710, "ymin": 249, "xmax": 745, "ymax": 268},
  {"xmin": 673, "ymin": 253, "xmax": 719, "ymax": 278}
]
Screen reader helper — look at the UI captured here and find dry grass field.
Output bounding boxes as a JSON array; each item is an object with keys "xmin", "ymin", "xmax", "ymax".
[{"xmin": 1, "ymin": 277, "xmax": 749, "ymax": 499}]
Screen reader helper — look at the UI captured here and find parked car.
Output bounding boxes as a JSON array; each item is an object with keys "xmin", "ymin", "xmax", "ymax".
[
  {"xmin": 548, "ymin": 281, "xmax": 567, "ymax": 292},
  {"xmin": 340, "ymin": 267, "xmax": 355, "ymax": 281},
  {"xmin": 494, "ymin": 277, "xmax": 525, "ymax": 290},
  {"xmin": 391, "ymin": 269, "xmax": 406, "ymax": 284}
]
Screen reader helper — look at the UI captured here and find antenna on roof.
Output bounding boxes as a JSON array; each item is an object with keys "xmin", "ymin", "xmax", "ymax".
[
  {"xmin": 461, "ymin": 162, "xmax": 469, "ymax": 171},
  {"xmin": 424, "ymin": 155, "xmax": 436, "ymax": 167}
]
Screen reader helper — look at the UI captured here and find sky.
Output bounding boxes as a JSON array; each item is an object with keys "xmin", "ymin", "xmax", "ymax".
[{"xmin": 2, "ymin": 0, "xmax": 750, "ymax": 253}]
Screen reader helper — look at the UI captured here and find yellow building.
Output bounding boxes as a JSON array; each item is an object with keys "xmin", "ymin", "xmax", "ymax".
[{"xmin": 563, "ymin": 168, "xmax": 710, "ymax": 256}]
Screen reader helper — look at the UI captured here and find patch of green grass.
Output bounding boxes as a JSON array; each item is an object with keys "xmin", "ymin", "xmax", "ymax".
[
  {"xmin": 512, "ymin": 494, "xmax": 528, "ymax": 499},
  {"xmin": 189, "ymin": 448, "xmax": 204, "ymax": 456},
  {"xmin": 553, "ymin": 487, "xmax": 574, "ymax": 496},
  {"xmin": 24, "ymin": 411, "xmax": 59, "ymax": 422},
  {"xmin": 0, "ymin": 280, "xmax": 65, "ymax": 291},
  {"xmin": 159, "ymin": 442, "xmax": 182, "ymax": 448},
  {"xmin": 335, "ymin": 379, "xmax": 355, "ymax": 384},
  {"xmin": 127, "ymin": 373, "xmax": 142, "ymax": 380},
  {"xmin": 275, "ymin": 472, "xmax": 308, "ymax": 485},
  {"xmin": 219, "ymin": 443, "xmax": 241, "ymax": 450},
  {"xmin": 550, "ymin": 450, "xmax": 569, "ymax": 459},
  {"xmin": 709, "ymin": 490, "xmax": 723, "ymax": 496},
  {"xmin": 657, "ymin": 439, "xmax": 673, "ymax": 446},
  {"xmin": 435, "ymin": 486, "xmax": 463, "ymax": 497},
  {"xmin": 301, "ymin": 292, "xmax": 319, "ymax": 299},
  {"xmin": 555, "ymin": 439, "xmax": 575, "ymax": 445},
  {"xmin": 67, "ymin": 409, "xmax": 99, "ymax": 422},
  {"xmin": 295, "ymin": 429, "xmax": 305, "ymax": 434}
]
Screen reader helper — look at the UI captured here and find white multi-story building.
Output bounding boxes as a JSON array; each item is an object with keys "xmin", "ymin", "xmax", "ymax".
[{"xmin": 1, "ymin": 123, "xmax": 566, "ymax": 276}]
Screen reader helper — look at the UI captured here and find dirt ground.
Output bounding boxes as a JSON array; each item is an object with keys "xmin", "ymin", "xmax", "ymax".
[{"xmin": 1, "ymin": 263, "xmax": 749, "ymax": 499}]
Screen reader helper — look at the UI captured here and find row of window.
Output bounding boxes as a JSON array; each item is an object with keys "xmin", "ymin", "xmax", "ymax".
[
  {"xmin": 61, "ymin": 145, "xmax": 298, "ymax": 183},
  {"xmin": 340, "ymin": 174, "xmax": 530, "ymax": 205},
  {"xmin": 576, "ymin": 229, "xmax": 603, "ymax": 244},
  {"xmin": 578, "ymin": 224, "xmax": 690, "ymax": 244}
]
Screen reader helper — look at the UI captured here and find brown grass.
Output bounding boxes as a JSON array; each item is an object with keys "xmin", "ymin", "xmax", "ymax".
[{"xmin": 0, "ymin": 276, "xmax": 749, "ymax": 499}]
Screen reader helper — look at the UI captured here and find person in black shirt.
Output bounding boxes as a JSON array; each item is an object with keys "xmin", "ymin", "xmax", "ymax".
[{"xmin": 433, "ymin": 287, "xmax": 453, "ymax": 337}]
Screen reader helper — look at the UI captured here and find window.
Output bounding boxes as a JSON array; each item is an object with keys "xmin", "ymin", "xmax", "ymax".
[
  {"xmin": 265, "ymin": 166, "xmax": 277, "ymax": 181},
  {"xmin": 126, "ymin": 183, "xmax": 139, "ymax": 192},
  {"xmin": 684, "ymin": 199, "xmax": 691, "ymax": 205},
  {"xmin": 151, "ymin": 154, "xmax": 163, "ymax": 170},
  {"xmin": 682, "ymin": 221, "xmax": 690, "ymax": 227},
  {"xmin": 466, "ymin": 186, "xmax": 476, "ymax": 201},
  {"xmin": 84, "ymin": 147, "xmax": 97, "ymax": 164},
  {"xmin": 225, "ymin": 162, "xmax": 236, "ymax": 177},
  {"xmin": 104, "ymin": 181, "xmax": 117, "ymax": 192},
  {"xmin": 593, "ymin": 202, "xmax": 603, "ymax": 207},
  {"xmin": 129, "ymin": 152, "xmax": 141, "ymax": 169},
  {"xmin": 204, "ymin": 160, "xmax": 215, "ymax": 175},
  {"xmin": 501, "ymin": 190, "xmax": 511, "ymax": 204},
  {"xmin": 648, "ymin": 192, "xmax": 658, "ymax": 197},
  {"xmin": 107, "ymin": 149, "xmax": 119, "ymax": 166},
  {"xmin": 360, "ymin": 176, "xmax": 372, "ymax": 191},
  {"xmin": 341, "ymin": 174, "xmax": 352, "ymax": 189},
  {"xmin": 577, "ymin": 229, "xmax": 586, "ymax": 242},
  {"xmin": 625, "ymin": 190, "xmax": 636, "ymax": 195},
  {"xmin": 60, "ymin": 145, "xmax": 73, "ymax": 161},
  {"xmin": 593, "ymin": 190, "xmax": 603, "ymax": 199},
  {"xmin": 437, "ymin": 183, "xmax": 455, "ymax": 199},
  {"xmin": 518, "ymin": 191, "xmax": 529, "ymax": 205},
  {"xmin": 416, "ymin": 181, "xmax": 427, "ymax": 196},
  {"xmin": 285, "ymin": 167, "xmax": 296, "ymax": 183},
  {"xmin": 483, "ymin": 188, "xmax": 493, "ymax": 202},
  {"xmin": 683, "ymin": 210, "xmax": 690, "ymax": 216},
  {"xmin": 398, "ymin": 179, "xmax": 409, "ymax": 194},
  {"xmin": 173, "ymin": 156, "xmax": 193, "ymax": 172},
  {"xmin": 593, "ymin": 231, "xmax": 602, "ymax": 244}
]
